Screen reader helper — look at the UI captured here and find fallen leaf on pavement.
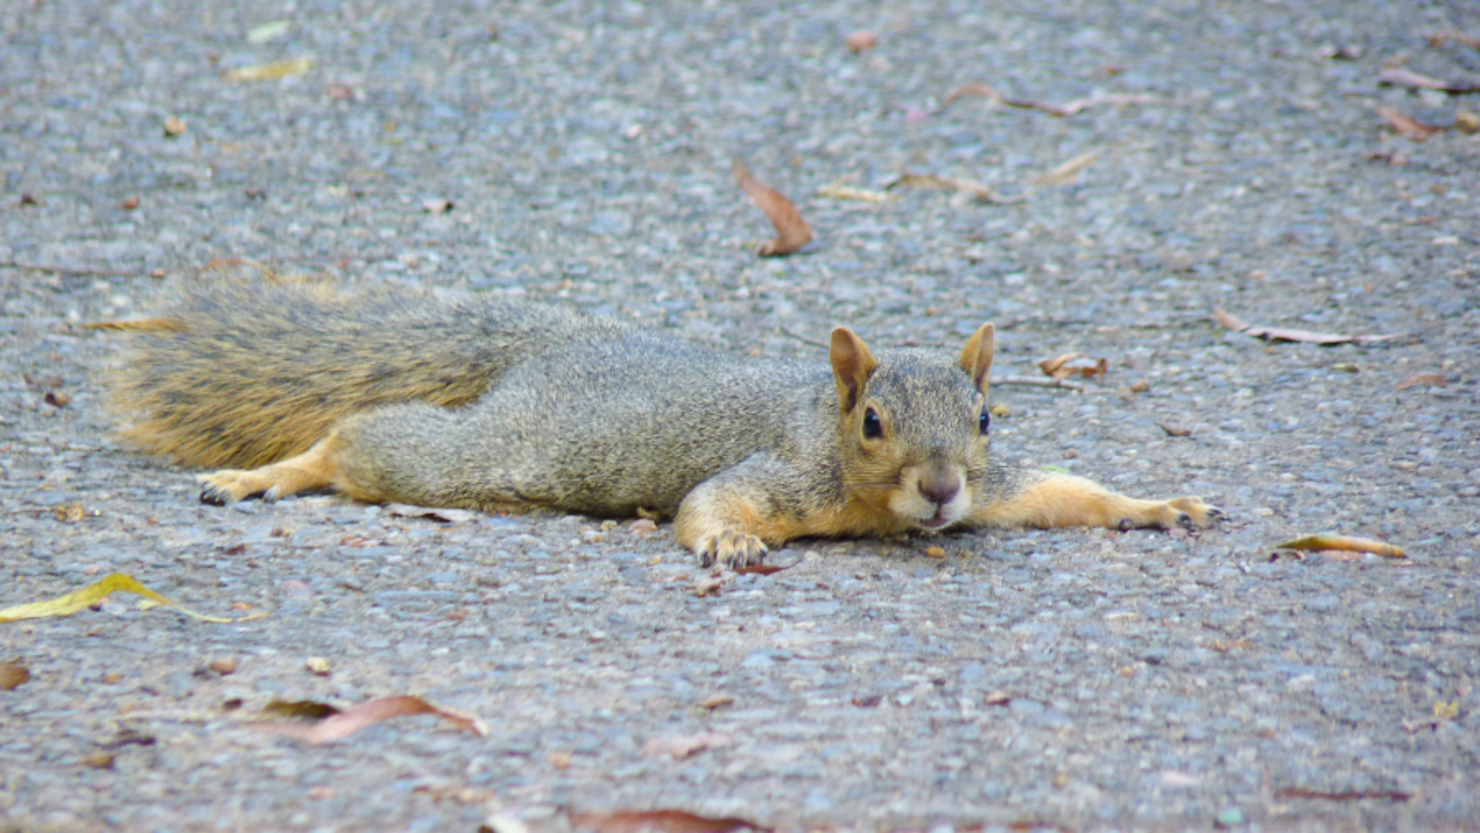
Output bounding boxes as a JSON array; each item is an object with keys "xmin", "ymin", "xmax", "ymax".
[
  {"xmin": 1033, "ymin": 149, "xmax": 1103, "ymax": 186},
  {"xmin": 0, "ymin": 573, "xmax": 232, "ymax": 623},
  {"xmin": 571, "ymin": 810, "xmax": 769, "ymax": 833},
  {"xmin": 1375, "ymin": 106, "xmax": 1443, "ymax": 141},
  {"xmin": 254, "ymin": 695, "xmax": 488, "ymax": 744},
  {"xmin": 1277, "ymin": 533, "xmax": 1406, "ymax": 559},
  {"xmin": 641, "ymin": 731, "xmax": 733, "ymax": 759},
  {"xmin": 224, "ymin": 57, "xmax": 314, "ymax": 82},
  {"xmin": 1377, "ymin": 66, "xmax": 1480, "ymax": 93},
  {"xmin": 245, "ymin": 20, "xmax": 292, "ymax": 44},
  {"xmin": 260, "ymin": 699, "xmax": 341, "ymax": 720},
  {"xmin": 844, "ymin": 31, "xmax": 877, "ymax": 53},
  {"xmin": 1427, "ymin": 30, "xmax": 1480, "ymax": 51},
  {"xmin": 1212, "ymin": 308, "xmax": 1403, "ymax": 345},
  {"xmin": 1038, "ymin": 353, "xmax": 1107, "ymax": 381},
  {"xmin": 817, "ymin": 178, "xmax": 894, "ymax": 203},
  {"xmin": 732, "ymin": 159, "xmax": 813, "ymax": 257},
  {"xmin": 885, "ymin": 172, "xmax": 1023, "ymax": 204},
  {"xmin": 0, "ymin": 659, "xmax": 29, "ymax": 690},
  {"xmin": 1394, "ymin": 373, "xmax": 1448, "ymax": 391},
  {"xmin": 733, "ymin": 563, "xmax": 787, "ymax": 576}
]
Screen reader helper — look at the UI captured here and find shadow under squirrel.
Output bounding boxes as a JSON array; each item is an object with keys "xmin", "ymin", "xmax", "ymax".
[{"xmin": 107, "ymin": 277, "xmax": 1220, "ymax": 566}]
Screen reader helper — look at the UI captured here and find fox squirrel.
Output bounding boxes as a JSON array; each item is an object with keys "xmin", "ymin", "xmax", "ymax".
[{"xmin": 106, "ymin": 276, "xmax": 1220, "ymax": 567}]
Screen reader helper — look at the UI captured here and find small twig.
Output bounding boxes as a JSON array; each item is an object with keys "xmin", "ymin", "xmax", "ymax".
[
  {"xmin": 778, "ymin": 326, "xmax": 829, "ymax": 350},
  {"xmin": 992, "ymin": 375, "xmax": 1088, "ymax": 392}
]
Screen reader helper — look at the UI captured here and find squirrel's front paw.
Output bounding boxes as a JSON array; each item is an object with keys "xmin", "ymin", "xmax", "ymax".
[
  {"xmin": 1129, "ymin": 496, "xmax": 1222, "ymax": 530},
  {"xmin": 198, "ymin": 470, "xmax": 277, "ymax": 505},
  {"xmin": 694, "ymin": 529, "xmax": 769, "ymax": 569}
]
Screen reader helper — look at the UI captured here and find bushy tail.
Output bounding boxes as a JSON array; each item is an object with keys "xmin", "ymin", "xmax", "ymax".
[{"xmin": 105, "ymin": 270, "xmax": 582, "ymax": 469}]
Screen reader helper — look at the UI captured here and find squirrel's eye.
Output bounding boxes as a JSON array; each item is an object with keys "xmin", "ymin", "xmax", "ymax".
[
  {"xmin": 979, "ymin": 408, "xmax": 991, "ymax": 435},
  {"xmin": 862, "ymin": 408, "xmax": 883, "ymax": 440}
]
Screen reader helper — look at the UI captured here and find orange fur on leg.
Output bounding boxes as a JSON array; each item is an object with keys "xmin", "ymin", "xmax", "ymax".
[
  {"xmin": 970, "ymin": 472, "xmax": 1220, "ymax": 531},
  {"xmin": 197, "ymin": 434, "xmax": 347, "ymax": 505}
]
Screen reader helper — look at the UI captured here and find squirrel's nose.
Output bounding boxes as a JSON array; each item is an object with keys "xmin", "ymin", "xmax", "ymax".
[{"xmin": 918, "ymin": 469, "xmax": 961, "ymax": 507}]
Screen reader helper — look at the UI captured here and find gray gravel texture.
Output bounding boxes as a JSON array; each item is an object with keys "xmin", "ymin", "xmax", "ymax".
[{"xmin": 3, "ymin": 1, "xmax": 1480, "ymax": 831}]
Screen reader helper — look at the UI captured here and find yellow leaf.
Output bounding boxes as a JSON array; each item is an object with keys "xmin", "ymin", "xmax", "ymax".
[
  {"xmin": 1277, "ymin": 533, "xmax": 1406, "ymax": 559},
  {"xmin": 0, "ymin": 573, "xmax": 233, "ymax": 624},
  {"xmin": 223, "ymin": 57, "xmax": 314, "ymax": 82},
  {"xmin": 1033, "ymin": 149, "xmax": 1103, "ymax": 186},
  {"xmin": 245, "ymin": 19, "xmax": 293, "ymax": 44}
]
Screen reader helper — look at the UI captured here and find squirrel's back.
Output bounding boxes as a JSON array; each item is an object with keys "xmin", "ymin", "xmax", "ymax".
[{"xmin": 107, "ymin": 277, "xmax": 626, "ymax": 469}]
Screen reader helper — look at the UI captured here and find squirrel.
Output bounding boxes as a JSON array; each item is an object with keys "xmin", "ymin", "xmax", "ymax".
[{"xmin": 105, "ymin": 275, "xmax": 1221, "ymax": 567}]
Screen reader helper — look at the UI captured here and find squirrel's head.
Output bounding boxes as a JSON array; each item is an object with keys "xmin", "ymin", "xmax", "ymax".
[{"xmin": 830, "ymin": 323, "xmax": 995, "ymax": 533}]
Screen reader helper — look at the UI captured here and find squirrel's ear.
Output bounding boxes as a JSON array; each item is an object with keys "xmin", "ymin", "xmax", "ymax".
[
  {"xmin": 959, "ymin": 322, "xmax": 995, "ymax": 395},
  {"xmin": 830, "ymin": 327, "xmax": 879, "ymax": 413}
]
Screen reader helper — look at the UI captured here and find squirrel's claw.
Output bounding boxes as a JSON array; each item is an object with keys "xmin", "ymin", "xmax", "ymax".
[
  {"xmin": 1168, "ymin": 496, "xmax": 1221, "ymax": 528},
  {"xmin": 694, "ymin": 529, "xmax": 769, "ymax": 569},
  {"xmin": 197, "ymin": 470, "xmax": 266, "ymax": 505}
]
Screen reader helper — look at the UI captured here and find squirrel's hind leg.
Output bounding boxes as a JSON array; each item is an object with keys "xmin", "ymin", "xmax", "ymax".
[{"xmin": 198, "ymin": 434, "xmax": 347, "ymax": 504}]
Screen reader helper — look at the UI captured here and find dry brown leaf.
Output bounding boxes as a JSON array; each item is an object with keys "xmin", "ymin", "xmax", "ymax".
[
  {"xmin": 1038, "ymin": 353, "xmax": 1107, "ymax": 381},
  {"xmin": 254, "ymin": 695, "xmax": 488, "ymax": 744},
  {"xmin": 941, "ymin": 82, "xmax": 1004, "ymax": 109},
  {"xmin": 733, "ymin": 563, "xmax": 787, "ymax": 576},
  {"xmin": 571, "ymin": 810, "xmax": 769, "ymax": 833},
  {"xmin": 640, "ymin": 731, "xmax": 733, "ymax": 760},
  {"xmin": 0, "ymin": 659, "xmax": 29, "ymax": 690},
  {"xmin": 732, "ymin": 158, "xmax": 813, "ymax": 257},
  {"xmin": 886, "ymin": 172, "xmax": 1022, "ymax": 204},
  {"xmin": 691, "ymin": 575, "xmax": 728, "ymax": 597},
  {"xmin": 699, "ymin": 694, "xmax": 734, "ymax": 710},
  {"xmin": 43, "ymin": 390, "xmax": 71, "ymax": 408},
  {"xmin": 1277, "ymin": 533, "xmax": 1406, "ymax": 559},
  {"xmin": 983, "ymin": 690, "xmax": 1012, "ymax": 706},
  {"xmin": 1033, "ymin": 149, "xmax": 1103, "ymax": 186},
  {"xmin": 163, "ymin": 115, "xmax": 187, "ymax": 137},
  {"xmin": 1427, "ymin": 30, "xmax": 1480, "ymax": 51},
  {"xmin": 1376, "ymin": 106, "xmax": 1444, "ymax": 141},
  {"xmin": 844, "ymin": 31, "xmax": 878, "ymax": 53},
  {"xmin": 1395, "ymin": 373, "xmax": 1448, "ymax": 391},
  {"xmin": 1212, "ymin": 307, "xmax": 1402, "ymax": 345}
]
